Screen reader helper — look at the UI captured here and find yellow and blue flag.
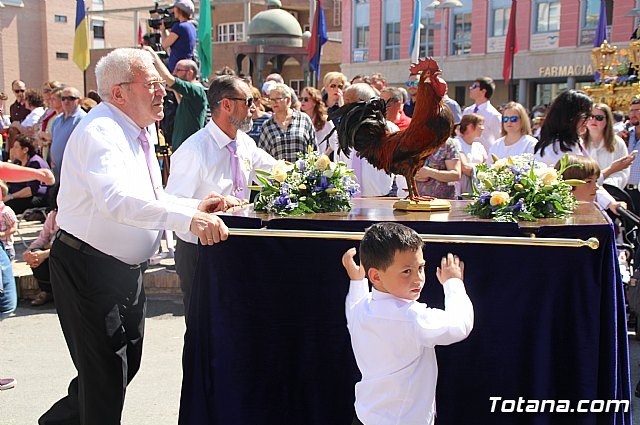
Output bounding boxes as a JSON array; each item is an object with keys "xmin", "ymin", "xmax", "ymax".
[{"xmin": 73, "ymin": 0, "xmax": 90, "ymax": 71}]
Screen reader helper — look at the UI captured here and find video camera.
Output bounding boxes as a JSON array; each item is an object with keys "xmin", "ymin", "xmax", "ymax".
[{"xmin": 147, "ymin": 3, "xmax": 177, "ymax": 31}]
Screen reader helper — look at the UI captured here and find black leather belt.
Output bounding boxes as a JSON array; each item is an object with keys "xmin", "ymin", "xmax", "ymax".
[
  {"xmin": 627, "ymin": 184, "xmax": 638, "ymax": 190},
  {"xmin": 56, "ymin": 230, "xmax": 112, "ymax": 260}
]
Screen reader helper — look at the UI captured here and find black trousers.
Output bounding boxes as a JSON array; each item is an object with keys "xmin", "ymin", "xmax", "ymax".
[
  {"xmin": 39, "ymin": 236, "xmax": 146, "ymax": 425},
  {"xmin": 351, "ymin": 417, "xmax": 365, "ymax": 425},
  {"xmin": 174, "ymin": 237, "xmax": 198, "ymax": 320}
]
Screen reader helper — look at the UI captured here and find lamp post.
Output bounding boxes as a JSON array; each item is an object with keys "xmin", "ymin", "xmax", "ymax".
[{"xmin": 429, "ymin": 0, "xmax": 463, "ymax": 70}]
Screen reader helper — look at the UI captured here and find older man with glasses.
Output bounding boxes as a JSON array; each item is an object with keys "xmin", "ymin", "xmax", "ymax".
[
  {"xmin": 39, "ymin": 48, "xmax": 230, "ymax": 425},
  {"xmin": 49, "ymin": 87, "xmax": 86, "ymax": 182}
]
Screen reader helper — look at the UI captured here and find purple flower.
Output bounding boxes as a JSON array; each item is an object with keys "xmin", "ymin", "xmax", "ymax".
[
  {"xmin": 296, "ymin": 159, "xmax": 305, "ymax": 172},
  {"xmin": 506, "ymin": 199, "xmax": 524, "ymax": 213},
  {"xmin": 314, "ymin": 175, "xmax": 330, "ymax": 192},
  {"xmin": 479, "ymin": 192, "xmax": 491, "ymax": 205}
]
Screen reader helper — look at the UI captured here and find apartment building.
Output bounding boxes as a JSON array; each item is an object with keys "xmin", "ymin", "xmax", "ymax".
[
  {"xmin": 0, "ymin": 0, "xmax": 341, "ymax": 99},
  {"xmin": 340, "ymin": 0, "xmax": 638, "ymax": 109}
]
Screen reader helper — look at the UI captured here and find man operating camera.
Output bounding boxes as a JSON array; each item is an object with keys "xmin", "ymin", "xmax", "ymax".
[{"xmin": 160, "ymin": 0, "xmax": 196, "ymax": 73}]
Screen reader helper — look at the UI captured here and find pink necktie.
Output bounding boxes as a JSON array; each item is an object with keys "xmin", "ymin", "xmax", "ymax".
[
  {"xmin": 226, "ymin": 141, "xmax": 245, "ymax": 199},
  {"xmin": 138, "ymin": 129, "xmax": 160, "ymax": 194}
]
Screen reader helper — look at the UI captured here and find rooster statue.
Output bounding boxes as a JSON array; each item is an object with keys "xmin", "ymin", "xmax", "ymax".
[{"xmin": 329, "ymin": 57, "xmax": 454, "ymax": 201}]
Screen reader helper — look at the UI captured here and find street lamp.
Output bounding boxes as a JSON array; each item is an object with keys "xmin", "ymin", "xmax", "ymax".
[{"xmin": 430, "ymin": 0, "xmax": 463, "ymax": 70}]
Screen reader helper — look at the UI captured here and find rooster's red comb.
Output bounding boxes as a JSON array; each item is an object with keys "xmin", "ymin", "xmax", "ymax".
[{"xmin": 409, "ymin": 57, "xmax": 441, "ymax": 75}]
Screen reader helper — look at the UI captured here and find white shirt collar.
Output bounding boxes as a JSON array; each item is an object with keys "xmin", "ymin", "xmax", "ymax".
[
  {"xmin": 206, "ymin": 119, "xmax": 239, "ymax": 150},
  {"xmin": 103, "ymin": 101, "xmax": 147, "ymax": 141},
  {"xmin": 371, "ymin": 286, "xmax": 413, "ymax": 304},
  {"xmin": 475, "ymin": 100, "xmax": 490, "ymax": 111}
]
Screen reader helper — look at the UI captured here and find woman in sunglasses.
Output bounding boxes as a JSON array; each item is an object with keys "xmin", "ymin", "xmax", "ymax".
[
  {"xmin": 487, "ymin": 101, "xmax": 536, "ymax": 165},
  {"xmin": 299, "ymin": 87, "xmax": 338, "ymax": 157},
  {"xmin": 322, "ymin": 72, "xmax": 348, "ymax": 122},
  {"xmin": 583, "ymin": 103, "xmax": 633, "ymax": 190}
]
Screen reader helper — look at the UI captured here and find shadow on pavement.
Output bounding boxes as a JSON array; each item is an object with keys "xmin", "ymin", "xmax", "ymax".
[{"xmin": 10, "ymin": 297, "xmax": 184, "ymax": 319}]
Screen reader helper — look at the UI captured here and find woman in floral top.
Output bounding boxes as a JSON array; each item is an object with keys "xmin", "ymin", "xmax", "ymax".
[{"xmin": 415, "ymin": 138, "xmax": 461, "ymax": 199}]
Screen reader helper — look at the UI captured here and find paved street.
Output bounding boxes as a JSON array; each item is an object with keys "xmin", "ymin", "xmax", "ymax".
[
  {"xmin": 1, "ymin": 296, "xmax": 639, "ymax": 424},
  {"xmin": 1, "ymin": 298, "xmax": 186, "ymax": 425}
]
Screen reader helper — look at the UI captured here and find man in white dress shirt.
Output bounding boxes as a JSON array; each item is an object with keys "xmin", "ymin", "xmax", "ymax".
[
  {"xmin": 39, "ymin": 48, "xmax": 229, "ymax": 425},
  {"xmin": 166, "ymin": 76, "xmax": 276, "ymax": 317},
  {"xmin": 462, "ymin": 77, "xmax": 502, "ymax": 153},
  {"xmin": 341, "ymin": 83, "xmax": 395, "ymax": 197}
]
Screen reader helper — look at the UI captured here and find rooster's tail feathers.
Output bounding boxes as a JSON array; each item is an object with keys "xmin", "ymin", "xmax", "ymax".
[{"xmin": 329, "ymin": 98, "xmax": 388, "ymax": 158}]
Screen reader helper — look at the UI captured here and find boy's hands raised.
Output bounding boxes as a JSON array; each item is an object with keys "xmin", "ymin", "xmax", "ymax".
[
  {"xmin": 436, "ymin": 253, "xmax": 464, "ymax": 284},
  {"xmin": 342, "ymin": 247, "xmax": 366, "ymax": 281}
]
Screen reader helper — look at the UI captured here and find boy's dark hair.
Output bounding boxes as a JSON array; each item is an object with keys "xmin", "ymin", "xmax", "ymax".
[
  {"xmin": 555, "ymin": 154, "xmax": 601, "ymax": 181},
  {"xmin": 474, "ymin": 77, "xmax": 495, "ymax": 99},
  {"xmin": 360, "ymin": 223, "xmax": 424, "ymax": 273}
]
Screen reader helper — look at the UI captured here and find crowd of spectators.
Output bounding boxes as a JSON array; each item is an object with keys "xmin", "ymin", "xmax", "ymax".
[{"xmin": 5, "ymin": 46, "xmax": 640, "ymax": 399}]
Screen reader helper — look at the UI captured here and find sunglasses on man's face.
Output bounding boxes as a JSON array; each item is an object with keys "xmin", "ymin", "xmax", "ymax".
[
  {"xmin": 502, "ymin": 116, "xmax": 519, "ymax": 123},
  {"xmin": 470, "ymin": 83, "xmax": 479, "ymax": 89},
  {"xmin": 61, "ymin": 96, "xmax": 79, "ymax": 102},
  {"xmin": 13, "ymin": 89, "xmax": 25, "ymax": 94},
  {"xmin": 226, "ymin": 97, "xmax": 254, "ymax": 107},
  {"xmin": 405, "ymin": 81, "xmax": 419, "ymax": 87}
]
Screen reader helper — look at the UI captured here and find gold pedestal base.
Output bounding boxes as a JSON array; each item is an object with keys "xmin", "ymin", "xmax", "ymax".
[{"xmin": 393, "ymin": 199, "xmax": 452, "ymax": 211}]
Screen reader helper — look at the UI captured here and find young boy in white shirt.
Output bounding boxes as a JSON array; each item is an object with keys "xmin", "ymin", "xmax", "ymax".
[{"xmin": 342, "ymin": 222, "xmax": 474, "ymax": 425}]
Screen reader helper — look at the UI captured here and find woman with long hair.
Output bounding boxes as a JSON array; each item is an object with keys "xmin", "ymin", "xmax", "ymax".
[
  {"xmin": 299, "ymin": 86, "xmax": 338, "ymax": 156},
  {"xmin": 534, "ymin": 89, "xmax": 593, "ymax": 165},
  {"xmin": 534, "ymin": 90, "xmax": 625, "ymax": 213},
  {"xmin": 583, "ymin": 103, "xmax": 634, "ymax": 189},
  {"xmin": 488, "ymin": 102, "xmax": 537, "ymax": 164}
]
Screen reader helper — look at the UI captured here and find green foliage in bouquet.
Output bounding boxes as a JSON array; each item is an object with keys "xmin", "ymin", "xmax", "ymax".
[
  {"xmin": 465, "ymin": 154, "xmax": 581, "ymax": 223},
  {"xmin": 253, "ymin": 149, "xmax": 359, "ymax": 216}
]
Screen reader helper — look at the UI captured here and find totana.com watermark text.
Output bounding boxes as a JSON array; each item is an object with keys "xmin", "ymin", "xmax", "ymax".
[{"xmin": 489, "ymin": 397, "xmax": 629, "ymax": 413}]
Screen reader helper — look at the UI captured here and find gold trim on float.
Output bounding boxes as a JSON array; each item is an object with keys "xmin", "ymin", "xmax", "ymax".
[{"xmin": 228, "ymin": 228, "xmax": 599, "ymax": 250}]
